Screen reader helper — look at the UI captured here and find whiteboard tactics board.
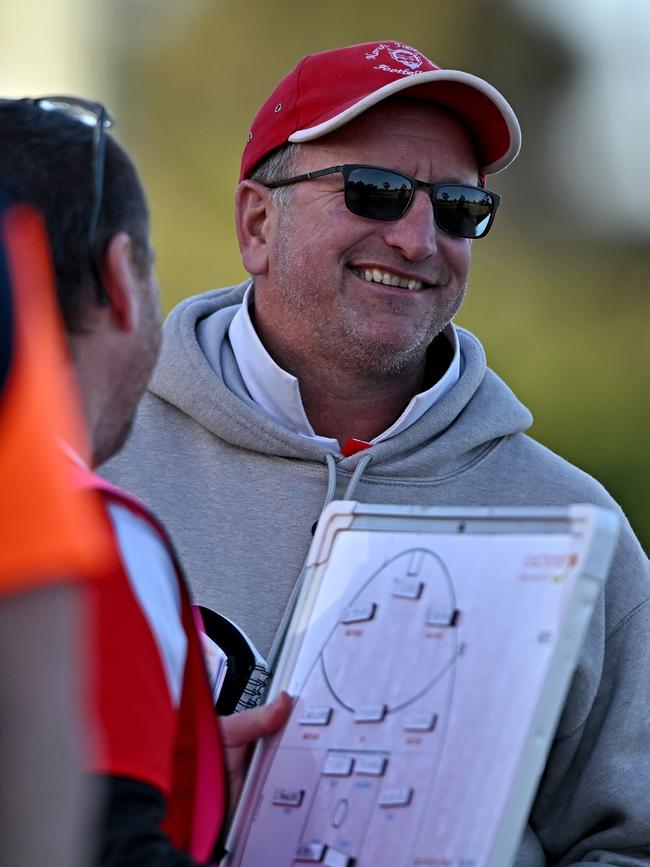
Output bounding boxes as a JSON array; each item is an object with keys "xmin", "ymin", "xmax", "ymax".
[{"xmin": 224, "ymin": 503, "xmax": 619, "ymax": 867}]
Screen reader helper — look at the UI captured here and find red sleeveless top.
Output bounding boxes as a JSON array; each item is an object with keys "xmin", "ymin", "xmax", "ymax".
[{"xmin": 72, "ymin": 463, "xmax": 227, "ymax": 861}]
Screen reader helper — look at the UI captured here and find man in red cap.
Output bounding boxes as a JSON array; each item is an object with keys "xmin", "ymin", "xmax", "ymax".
[{"xmin": 105, "ymin": 42, "xmax": 650, "ymax": 864}]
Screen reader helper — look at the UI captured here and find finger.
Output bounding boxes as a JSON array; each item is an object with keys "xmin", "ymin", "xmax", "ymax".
[
  {"xmin": 220, "ymin": 691, "xmax": 292, "ymax": 748},
  {"xmin": 263, "ymin": 690, "xmax": 292, "ymax": 730}
]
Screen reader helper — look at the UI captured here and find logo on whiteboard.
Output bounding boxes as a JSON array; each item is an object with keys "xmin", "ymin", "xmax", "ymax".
[{"xmin": 365, "ymin": 42, "xmax": 425, "ymax": 76}]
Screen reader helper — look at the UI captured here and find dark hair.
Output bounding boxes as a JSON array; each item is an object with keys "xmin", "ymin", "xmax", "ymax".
[{"xmin": 0, "ymin": 98, "xmax": 151, "ymax": 333}]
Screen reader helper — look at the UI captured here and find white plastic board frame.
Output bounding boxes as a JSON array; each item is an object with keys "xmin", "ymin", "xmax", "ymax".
[{"xmin": 224, "ymin": 503, "xmax": 619, "ymax": 867}]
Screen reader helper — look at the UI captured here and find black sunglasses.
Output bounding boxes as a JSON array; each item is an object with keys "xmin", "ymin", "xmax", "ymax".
[
  {"xmin": 266, "ymin": 164, "xmax": 500, "ymax": 239},
  {"xmin": 34, "ymin": 96, "xmax": 114, "ymax": 302}
]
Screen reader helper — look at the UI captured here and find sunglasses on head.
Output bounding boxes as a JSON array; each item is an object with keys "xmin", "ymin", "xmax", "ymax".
[
  {"xmin": 265, "ymin": 164, "xmax": 500, "ymax": 239},
  {"xmin": 33, "ymin": 96, "xmax": 114, "ymax": 302}
]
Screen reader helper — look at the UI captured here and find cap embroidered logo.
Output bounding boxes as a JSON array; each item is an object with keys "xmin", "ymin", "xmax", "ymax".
[{"xmin": 365, "ymin": 42, "xmax": 425, "ymax": 75}]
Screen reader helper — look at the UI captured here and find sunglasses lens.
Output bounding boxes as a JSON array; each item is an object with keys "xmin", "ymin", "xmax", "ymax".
[
  {"xmin": 343, "ymin": 170, "xmax": 495, "ymax": 236},
  {"xmin": 345, "ymin": 167, "xmax": 413, "ymax": 221},
  {"xmin": 433, "ymin": 185, "xmax": 495, "ymax": 239}
]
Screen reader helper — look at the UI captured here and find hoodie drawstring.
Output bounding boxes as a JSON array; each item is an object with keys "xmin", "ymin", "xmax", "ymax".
[
  {"xmin": 322, "ymin": 450, "xmax": 373, "ymax": 510},
  {"xmin": 321, "ymin": 452, "xmax": 339, "ymax": 512},
  {"xmin": 343, "ymin": 452, "xmax": 373, "ymax": 501},
  {"xmin": 265, "ymin": 450, "xmax": 374, "ymax": 675}
]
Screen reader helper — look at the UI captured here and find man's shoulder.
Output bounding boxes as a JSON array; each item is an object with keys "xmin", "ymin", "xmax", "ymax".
[
  {"xmin": 510, "ymin": 432, "xmax": 648, "ymax": 611},
  {"xmin": 494, "ymin": 430, "xmax": 618, "ymax": 508}
]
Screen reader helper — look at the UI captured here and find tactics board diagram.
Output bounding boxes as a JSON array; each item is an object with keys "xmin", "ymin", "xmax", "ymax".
[{"xmin": 225, "ymin": 504, "xmax": 618, "ymax": 867}]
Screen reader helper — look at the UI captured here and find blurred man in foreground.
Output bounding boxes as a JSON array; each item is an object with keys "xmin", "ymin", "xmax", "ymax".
[
  {"xmin": 0, "ymin": 190, "xmax": 110, "ymax": 867},
  {"xmin": 105, "ymin": 42, "xmax": 650, "ymax": 864},
  {"xmin": 0, "ymin": 97, "xmax": 289, "ymax": 866}
]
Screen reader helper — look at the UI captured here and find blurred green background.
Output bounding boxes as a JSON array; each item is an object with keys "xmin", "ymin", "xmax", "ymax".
[{"xmin": 2, "ymin": 0, "xmax": 648, "ymax": 549}]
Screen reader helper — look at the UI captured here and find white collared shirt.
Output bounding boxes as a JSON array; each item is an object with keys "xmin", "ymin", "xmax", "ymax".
[{"xmin": 227, "ymin": 283, "xmax": 460, "ymax": 449}]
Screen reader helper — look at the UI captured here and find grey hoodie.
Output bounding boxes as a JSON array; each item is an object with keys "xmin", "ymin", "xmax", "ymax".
[{"xmin": 104, "ymin": 283, "xmax": 650, "ymax": 866}]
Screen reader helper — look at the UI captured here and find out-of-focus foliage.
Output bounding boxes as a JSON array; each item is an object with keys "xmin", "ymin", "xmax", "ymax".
[
  {"xmin": 462, "ymin": 232, "xmax": 650, "ymax": 551},
  {"xmin": 109, "ymin": 0, "xmax": 649, "ymax": 550}
]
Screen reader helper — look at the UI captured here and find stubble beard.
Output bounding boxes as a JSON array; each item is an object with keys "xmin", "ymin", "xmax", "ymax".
[
  {"xmin": 94, "ymin": 292, "xmax": 161, "ymax": 468},
  {"xmin": 271, "ymin": 254, "xmax": 466, "ymax": 380},
  {"xmin": 269, "ymin": 210, "xmax": 468, "ymax": 379},
  {"xmin": 334, "ymin": 284, "xmax": 466, "ymax": 378}
]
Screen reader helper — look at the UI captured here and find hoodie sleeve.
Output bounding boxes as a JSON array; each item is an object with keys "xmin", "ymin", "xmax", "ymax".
[{"xmin": 522, "ymin": 525, "xmax": 650, "ymax": 866}]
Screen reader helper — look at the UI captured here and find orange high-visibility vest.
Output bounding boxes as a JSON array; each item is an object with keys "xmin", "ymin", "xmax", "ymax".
[{"xmin": 0, "ymin": 196, "xmax": 109, "ymax": 593}]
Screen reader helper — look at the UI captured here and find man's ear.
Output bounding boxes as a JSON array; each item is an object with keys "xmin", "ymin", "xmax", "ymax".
[
  {"xmin": 102, "ymin": 232, "xmax": 141, "ymax": 333},
  {"xmin": 235, "ymin": 180, "xmax": 274, "ymax": 276}
]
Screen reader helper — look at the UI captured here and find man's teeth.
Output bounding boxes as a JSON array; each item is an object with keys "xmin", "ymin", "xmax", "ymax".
[{"xmin": 357, "ymin": 267, "xmax": 423, "ymax": 291}]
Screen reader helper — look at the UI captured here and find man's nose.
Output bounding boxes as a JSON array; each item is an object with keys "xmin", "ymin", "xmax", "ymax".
[{"xmin": 381, "ymin": 188, "xmax": 439, "ymax": 261}]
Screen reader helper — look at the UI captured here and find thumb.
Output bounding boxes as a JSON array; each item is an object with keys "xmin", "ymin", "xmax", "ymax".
[{"xmin": 220, "ymin": 691, "xmax": 292, "ymax": 748}]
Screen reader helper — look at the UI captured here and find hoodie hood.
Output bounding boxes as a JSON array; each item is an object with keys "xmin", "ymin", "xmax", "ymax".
[
  {"xmin": 149, "ymin": 282, "xmax": 533, "ymax": 479},
  {"xmin": 105, "ymin": 281, "xmax": 640, "ymax": 674}
]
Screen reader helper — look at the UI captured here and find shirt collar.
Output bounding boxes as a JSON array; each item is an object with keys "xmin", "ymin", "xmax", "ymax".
[{"xmin": 228, "ymin": 282, "xmax": 460, "ymax": 449}]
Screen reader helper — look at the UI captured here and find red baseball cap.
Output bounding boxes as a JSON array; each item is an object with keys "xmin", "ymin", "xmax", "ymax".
[{"xmin": 240, "ymin": 41, "xmax": 521, "ymax": 181}]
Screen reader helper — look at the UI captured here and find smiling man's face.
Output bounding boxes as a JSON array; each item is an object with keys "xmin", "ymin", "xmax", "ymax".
[{"xmin": 254, "ymin": 98, "xmax": 479, "ymax": 378}]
